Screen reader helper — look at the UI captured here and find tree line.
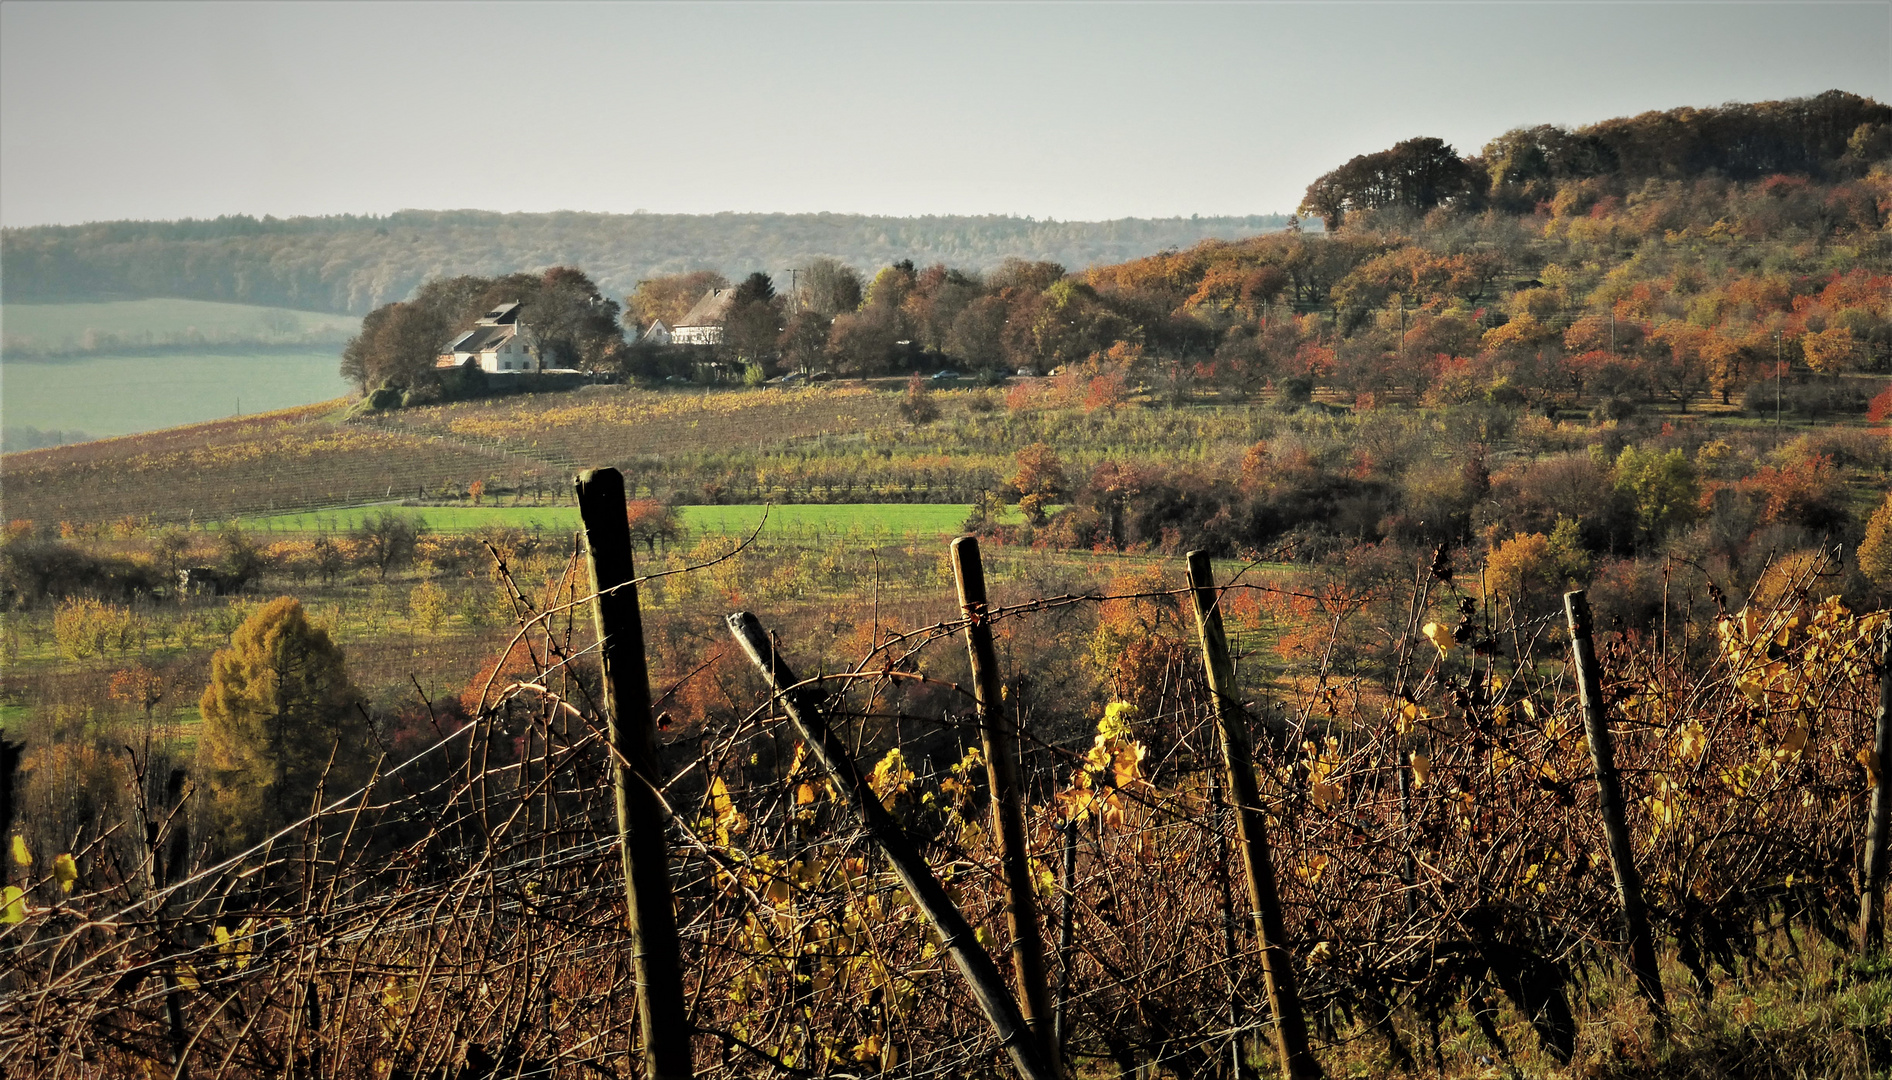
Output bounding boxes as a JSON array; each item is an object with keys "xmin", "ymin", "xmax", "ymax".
[
  {"xmin": 1299, "ymin": 89, "xmax": 1888, "ymax": 228},
  {"xmin": 0, "ymin": 211, "xmax": 1290, "ymax": 314}
]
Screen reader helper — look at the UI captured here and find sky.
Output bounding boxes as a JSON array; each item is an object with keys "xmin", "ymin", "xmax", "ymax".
[{"xmin": 1, "ymin": 1, "xmax": 1886, "ymax": 227}]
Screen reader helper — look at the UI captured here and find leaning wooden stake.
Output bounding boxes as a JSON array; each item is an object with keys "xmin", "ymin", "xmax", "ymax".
[
  {"xmin": 1565, "ymin": 590, "xmax": 1667, "ymax": 1027},
  {"xmin": 1860, "ymin": 624, "xmax": 1892, "ymax": 951},
  {"xmin": 1185, "ymin": 552, "xmax": 1324, "ymax": 1080},
  {"xmin": 576, "ymin": 468, "xmax": 694, "ymax": 1080},
  {"xmin": 726, "ymin": 611, "xmax": 1060, "ymax": 1080},
  {"xmin": 951, "ymin": 536, "xmax": 1059, "ymax": 1067}
]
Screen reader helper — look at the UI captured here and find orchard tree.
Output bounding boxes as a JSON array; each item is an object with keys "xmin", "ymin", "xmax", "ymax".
[
  {"xmin": 1010, "ymin": 442, "xmax": 1066, "ymax": 525},
  {"xmin": 353, "ymin": 510, "xmax": 424, "ymax": 581},
  {"xmin": 198, "ymin": 598, "xmax": 370, "ymax": 843}
]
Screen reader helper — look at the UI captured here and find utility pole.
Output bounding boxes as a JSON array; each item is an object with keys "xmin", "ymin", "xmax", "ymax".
[
  {"xmin": 784, "ymin": 268, "xmax": 802, "ymax": 313},
  {"xmin": 1776, "ymin": 330, "xmax": 1784, "ymax": 440}
]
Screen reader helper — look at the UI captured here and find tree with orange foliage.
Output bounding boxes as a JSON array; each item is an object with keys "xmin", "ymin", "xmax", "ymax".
[
  {"xmin": 1010, "ymin": 443, "xmax": 1066, "ymax": 526},
  {"xmin": 1800, "ymin": 327, "xmax": 1856, "ymax": 374},
  {"xmin": 1083, "ymin": 371, "xmax": 1130, "ymax": 413},
  {"xmin": 626, "ymin": 499, "xmax": 680, "ymax": 553}
]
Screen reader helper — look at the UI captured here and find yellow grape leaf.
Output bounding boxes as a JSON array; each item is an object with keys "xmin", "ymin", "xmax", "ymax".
[
  {"xmin": 9, "ymin": 836, "xmax": 29, "ymax": 867},
  {"xmin": 1112, "ymin": 741, "xmax": 1147, "ymax": 789},
  {"xmin": 795, "ymin": 783, "xmax": 818, "ymax": 806},
  {"xmin": 1421, "ymin": 622, "xmax": 1454, "ymax": 655},
  {"xmin": 1676, "ymin": 723, "xmax": 1707, "ymax": 761},
  {"xmin": 1736, "ymin": 674, "xmax": 1766, "ymax": 705},
  {"xmin": 1396, "ymin": 701, "xmax": 1421, "ymax": 734},
  {"xmin": 1099, "ymin": 701, "xmax": 1140, "ymax": 739},
  {"xmin": 1, "ymin": 886, "xmax": 23, "ymax": 924},
  {"xmin": 1857, "ymin": 747, "xmax": 1881, "ymax": 787},
  {"xmin": 53, "ymin": 853, "xmax": 77, "ymax": 894},
  {"xmin": 1409, "ymin": 752, "xmax": 1430, "ymax": 788},
  {"xmin": 1778, "ymin": 725, "xmax": 1809, "ymax": 756},
  {"xmin": 1296, "ymin": 854, "xmax": 1330, "ymax": 884},
  {"xmin": 1311, "ymin": 782, "xmax": 1341, "ymax": 809}
]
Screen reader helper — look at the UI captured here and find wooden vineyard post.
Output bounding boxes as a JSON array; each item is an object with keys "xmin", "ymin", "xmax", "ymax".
[
  {"xmin": 576, "ymin": 468, "xmax": 694, "ymax": 1080},
  {"xmin": 950, "ymin": 536, "xmax": 1059, "ymax": 1067},
  {"xmin": 1052, "ymin": 822, "xmax": 1078, "ymax": 1062},
  {"xmin": 1185, "ymin": 552, "xmax": 1324, "ymax": 1080},
  {"xmin": 1564, "ymin": 590, "xmax": 1668, "ymax": 1027},
  {"xmin": 726, "ymin": 612, "xmax": 1060, "ymax": 1080},
  {"xmin": 1861, "ymin": 624, "xmax": 1892, "ymax": 951}
]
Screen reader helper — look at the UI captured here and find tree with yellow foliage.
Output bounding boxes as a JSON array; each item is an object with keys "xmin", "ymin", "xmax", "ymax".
[
  {"xmin": 198, "ymin": 598, "xmax": 371, "ymax": 844},
  {"xmin": 1860, "ymin": 491, "xmax": 1892, "ymax": 589}
]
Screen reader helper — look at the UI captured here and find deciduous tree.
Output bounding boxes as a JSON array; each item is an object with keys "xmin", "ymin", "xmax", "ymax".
[{"xmin": 198, "ymin": 598, "xmax": 369, "ymax": 842}]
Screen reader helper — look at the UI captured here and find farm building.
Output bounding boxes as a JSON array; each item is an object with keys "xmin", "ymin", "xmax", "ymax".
[
  {"xmin": 436, "ymin": 302, "xmax": 541, "ymax": 372},
  {"xmin": 669, "ymin": 288, "xmax": 735, "ymax": 346},
  {"xmin": 639, "ymin": 319, "xmax": 673, "ymax": 346}
]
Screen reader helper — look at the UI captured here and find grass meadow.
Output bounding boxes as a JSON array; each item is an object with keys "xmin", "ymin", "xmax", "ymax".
[{"xmin": 2, "ymin": 352, "xmax": 354, "ymax": 439}]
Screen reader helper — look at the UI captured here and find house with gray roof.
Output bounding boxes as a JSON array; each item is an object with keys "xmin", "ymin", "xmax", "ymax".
[
  {"xmin": 436, "ymin": 302, "xmax": 541, "ymax": 372},
  {"xmin": 670, "ymin": 288, "xmax": 736, "ymax": 346}
]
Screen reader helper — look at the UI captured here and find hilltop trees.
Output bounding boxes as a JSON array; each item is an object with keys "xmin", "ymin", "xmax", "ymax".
[
  {"xmin": 198, "ymin": 598, "xmax": 370, "ymax": 843},
  {"xmin": 1299, "ymin": 137, "xmax": 1482, "ymax": 229},
  {"xmin": 340, "ymin": 301, "xmax": 449, "ymax": 393},
  {"xmin": 343, "ymin": 267, "xmax": 626, "ymax": 391}
]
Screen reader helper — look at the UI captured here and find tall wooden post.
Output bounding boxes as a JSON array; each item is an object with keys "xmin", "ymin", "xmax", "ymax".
[
  {"xmin": 1185, "ymin": 552, "xmax": 1324, "ymax": 1080},
  {"xmin": 1052, "ymin": 822, "xmax": 1078, "ymax": 1062},
  {"xmin": 951, "ymin": 536, "xmax": 1058, "ymax": 1066},
  {"xmin": 576, "ymin": 468, "xmax": 694, "ymax": 1080},
  {"xmin": 1860, "ymin": 625, "xmax": 1892, "ymax": 950},
  {"xmin": 1565, "ymin": 590, "xmax": 1667, "ymax": 1026},
  {"xmin": 726, "ymin": 612, "xmax": 1060, "ymax": 1080}
]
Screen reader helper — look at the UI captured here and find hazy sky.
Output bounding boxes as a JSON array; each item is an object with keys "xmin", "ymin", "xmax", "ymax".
[{"xmin": 2, "ymin": 1, "xmax": 1886, "ymax": 226}]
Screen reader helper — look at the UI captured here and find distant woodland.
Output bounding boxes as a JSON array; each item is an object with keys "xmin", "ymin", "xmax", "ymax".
[{"xmin": 0, "ymin": 212, "xmax": 1291, "ymax": 315}]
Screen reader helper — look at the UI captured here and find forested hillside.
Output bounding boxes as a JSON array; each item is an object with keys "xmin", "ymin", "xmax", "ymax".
[{"xmin": 0, "ymin": 211, "xmax": 1291, "ymax": 315}]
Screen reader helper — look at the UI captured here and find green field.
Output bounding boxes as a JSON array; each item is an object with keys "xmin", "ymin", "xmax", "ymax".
[
  {"xmin": 233, "ymin": 503, "xmax": 997, "ymax": 537},
  {"xmin": 2, "ymin": 298, "xmax": 358, "ymax": 355},
  {"xmin": 2, "ymin": 352, "xmax": 354, "ymax": 440}
]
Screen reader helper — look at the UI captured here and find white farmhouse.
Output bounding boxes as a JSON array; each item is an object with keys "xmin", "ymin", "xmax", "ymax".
[
  {"xmin": 669, "ymin": 289, "xmax": 736, "ymax": 346},
  {"xmin": 639, "ymin": 319, "xmax": 674, "ymax": 346},
  {"xmin": 436, "ymin": 302, "xmax": 541, "ymax": 372}
]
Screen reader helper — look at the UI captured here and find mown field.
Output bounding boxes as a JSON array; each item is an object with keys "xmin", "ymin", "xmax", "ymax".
[{"xmin": 1, "ymin": 298, "xmax": 358, "ymax": 356}]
